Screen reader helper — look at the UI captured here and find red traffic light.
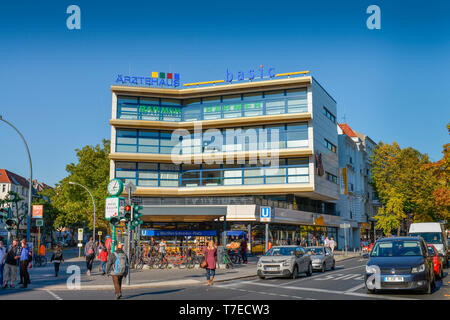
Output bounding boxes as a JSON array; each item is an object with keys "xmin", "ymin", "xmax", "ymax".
[{"xmin": 124, "ymin": 205, "xmax": 131, "ymax": 212}]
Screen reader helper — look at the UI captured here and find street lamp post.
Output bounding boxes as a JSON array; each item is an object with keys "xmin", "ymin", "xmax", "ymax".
[
  {"xmin": 69, "ymin": 182, "xmax": 96, "ymax": 240},
  {"xmin": 0, "ymin": 115, "xmax": 33, "ymax": 242}
]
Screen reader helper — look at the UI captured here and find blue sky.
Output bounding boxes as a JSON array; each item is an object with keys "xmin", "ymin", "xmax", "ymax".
[{"xmin": 0, "ymin": 0, "xmax": 449, "ymax": 186}]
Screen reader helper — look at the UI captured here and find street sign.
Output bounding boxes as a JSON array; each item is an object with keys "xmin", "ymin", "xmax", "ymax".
[
  {"xmin": 131, "ymin": 196, "xmax": 142, "ymax": 204},
  {"xmin": 105, "ymin": 197, "xmax": 121, "ymax": 219},
  {"xmin": 36, "ymin": 219, "xmax": 44, "ymax": 227},
  {"xmin": 340, "ymin": 223, "xmax": 351, "ymax": 229},
  {"xmin": 32, "ymin": 205, "xmax": 43, "ymax": 219},
  {"xmin": 260, "ymin": 207, "xmax": 272, "ymax": 222},
  {"xmin": 77, "ymin": 228, "xmax": 83, "ymax": 241},
  {"xmin": 98, "ymin": 231, "xmax": 103, "ymax": 236},
  {"xmin": 77, "ymin": 243, "xmax": 83, "ymax": 248}
]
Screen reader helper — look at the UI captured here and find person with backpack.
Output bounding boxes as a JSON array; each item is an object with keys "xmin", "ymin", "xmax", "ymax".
[
  {"xmin": 106, "ymin": 243, "xmax": 128, "ymax": 300},
  {"xmin": 84, "ymin": 237, "xmax": 98, "ymax": 276},
  {"xmin": 99, "ymin": 247, "xmax": 108, "ymax": 275},
  {"xmin": 50, "ymin": 244, "xmax": 64, "ymax": 277}
]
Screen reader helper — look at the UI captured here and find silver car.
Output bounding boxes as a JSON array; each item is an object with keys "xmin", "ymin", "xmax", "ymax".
[
  {"xmin": 257, "ymin": 246, "xmax": 312, "ymax": 280},
  {"xmin": 306, "ymin": 246, "xmax": 335, "ymax": 272}
]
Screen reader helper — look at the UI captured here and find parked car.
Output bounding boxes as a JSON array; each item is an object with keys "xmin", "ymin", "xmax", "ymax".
[
  {"xmin": 257, "ymin": 246, "xmax": 312, "ymax": 280},
  {"xmin": 408, "ymin": 222, "xmax": 448, "ymax": 268},
  {"xmin": 305, "ymin": 246, "xmax": 335, "ymax": 272},
  {"xmin": 365, "ymin": 236, "xmax": 435, "ymax": 294},
  {"xmin": 427, "ymin": 244, "xmax": 444, "ymax": 279}
]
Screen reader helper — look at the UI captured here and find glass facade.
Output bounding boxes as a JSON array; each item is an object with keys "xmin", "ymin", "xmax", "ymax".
[
  {"xmin": 115, "ymin": 158, "xmax": 310, "ymax": 187},
  {"xmin": 115, "ymin": 122, "xmax": 309, "ymax": 154},
  {"xmin": 116, "ymin": 88, "xmax": 308, "ymax": 122}
]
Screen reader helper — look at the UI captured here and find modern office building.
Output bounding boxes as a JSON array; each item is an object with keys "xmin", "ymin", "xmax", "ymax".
[
  {"xmin": 336, "ymin": 123, "xmax": 380, "ymax": 249},
  {"xmin": 109, "ymin": 71, "xmax": 344, "ymax": 252}
]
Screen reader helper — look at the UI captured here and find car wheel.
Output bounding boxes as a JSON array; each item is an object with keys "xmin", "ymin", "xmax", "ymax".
[
  {"xmin": 258, "ymin": 275, "xmax": 266, "ymax": 280},
  {"xmin": 292, "ymin": 265, "xmax": 298, "ymax": 279},
  {"xmin": 422, "ymin": 279, "xmax": 432, "ymax": 294},
  {"xmin": 306, "ymin": 263, "xmax": 313, "ymax": 276},
  {"xmin": 439, "ymin": 267, "xmax": 444, "ymax": 280},
  {"xmin": 321, "ymin": 263, "xmax": 326, "ymax": 273},
  {"xmin": 331, "ymin": 260, "xmax": 335, "ymax": 270}
]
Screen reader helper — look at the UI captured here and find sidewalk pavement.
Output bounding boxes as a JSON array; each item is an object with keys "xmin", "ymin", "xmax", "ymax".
[{"xmin": 29, "ymin": 250, "xmax": 361, "ymax": 291}]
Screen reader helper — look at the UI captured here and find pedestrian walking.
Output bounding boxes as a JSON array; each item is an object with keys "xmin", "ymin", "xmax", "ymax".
[
  {"xmin": 240, "ymin": 238, "xmax": 248, "ymax": 264},
  {"xmin": 50, "ymin": 244, "xmax": 64, "ymax": 277},
  {"xmin": 105, "ymin": 235, "xmax": 112, "ymax": 252},
  {"xmin": 106, "ymin": 243, "xmax": 128, "ymax": 300},
  {"xmin": 158, "ymin": 239, "xmax": 167, "ymax": 258},
  {"xmin": 202, "ymin": 240, "xmax": 217, "ymax": 286},
  {"xmin": 19, "ymin": 239, "xmax": 32, "ymax": 288},
  {"xmin": 3, "ymin": 239, "xmax": 20, "ymax": 289},
  {"xmin": 99, "ymin": 247, "xmax": 108, "ymax": 275},
  {"xmin": 329, "ymin": 237, "xmax": 336, "ymax": 253},
  {"xmin": 0, "ymin": 241, "xmax": 6, "ymax": 286},
  {"xmin": 324, "ymin": 236, "xmax": 330, "ymax": 248},
  {"xmin": 84, "ymin": 237, "xmax": 98, "ymax": 276}
]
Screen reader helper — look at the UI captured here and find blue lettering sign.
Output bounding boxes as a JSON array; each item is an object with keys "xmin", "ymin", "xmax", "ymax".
[{"xmin": 225, "ymin": 66, "xmax": 276, "ymax": 83}]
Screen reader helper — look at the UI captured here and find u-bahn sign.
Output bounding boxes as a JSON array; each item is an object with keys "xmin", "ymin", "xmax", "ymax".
[{"xmin": 260, "ymin": 207, "xmax": 272, "ymax": 222}]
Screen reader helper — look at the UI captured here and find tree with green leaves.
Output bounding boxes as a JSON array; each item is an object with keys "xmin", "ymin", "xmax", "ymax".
[
  {"xmin": 49, "ymin": 139, "xmax": 111, "ymax": 240},
  {"xmin": 370, "ymin": 142, "xmax": 438, "ymax": 236}
]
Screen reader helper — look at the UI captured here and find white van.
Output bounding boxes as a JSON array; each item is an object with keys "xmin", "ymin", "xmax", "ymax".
[{"xmin": 409, "ymin": 222, "xmax": 448, "ymax": 267}]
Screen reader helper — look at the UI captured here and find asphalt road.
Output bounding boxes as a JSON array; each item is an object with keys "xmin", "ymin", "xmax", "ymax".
[{"xmin": 1, "ymin": 257, "xmax": 448, "ymax": 300}]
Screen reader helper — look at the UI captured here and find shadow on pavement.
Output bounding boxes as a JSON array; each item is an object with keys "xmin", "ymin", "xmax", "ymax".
[{"xmin": 124, "ymin": 288, "xmax": 185, "ymax": 299}]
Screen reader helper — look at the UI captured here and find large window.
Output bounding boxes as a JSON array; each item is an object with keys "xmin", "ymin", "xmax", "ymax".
[
  {"xmin": 115, "ymin": 158, "xmax": 310, "ymax": 188},
  {"xmin": 115, "ymin": 122, "xmax": 309, "ymax": 155},
  {"xmin": 116, "ymin": 88, "xmax": 308, "ymax": 122}
]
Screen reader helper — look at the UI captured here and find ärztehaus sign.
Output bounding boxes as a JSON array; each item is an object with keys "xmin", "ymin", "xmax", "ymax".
[{"xmin": 115, "ymin": 71, "xmax": 181, "ymax": 88}]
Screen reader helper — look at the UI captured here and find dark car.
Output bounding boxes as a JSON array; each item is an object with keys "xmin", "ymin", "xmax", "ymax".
[{"xmin": 365, "ymin": 237, "xmax": 435, "ymax": 294}]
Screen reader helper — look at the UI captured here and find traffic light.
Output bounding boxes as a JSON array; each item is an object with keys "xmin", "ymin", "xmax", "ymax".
[
  {"xmin": 123, "ymin": 204, "xmax": 132, "ymax": 221},
  {"xmin": 0, "ymin": 208, "xmax": 8, "ymax": 222},
  {"xmin": 129, "ymin": 205, "xmax": 143, "ymax": 230},
  {"xmin": 5, "ymin": 218, "xmax": 18, "ymax": 231},
  {"xmin": 109, "ymin": 216, "xmax": 121, "ymax": 227}
]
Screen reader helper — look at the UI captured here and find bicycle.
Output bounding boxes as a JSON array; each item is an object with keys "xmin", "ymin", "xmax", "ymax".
[
  {"xmin": 222, "ymin": 251, "xmax": 233, "ymax": 269},
  {"xmin": 227, "ymin": 249, "xmax": 243, "ymax": 264}
]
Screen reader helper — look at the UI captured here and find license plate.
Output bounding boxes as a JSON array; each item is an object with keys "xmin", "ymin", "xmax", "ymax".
[
  {"xmin": 265, "ymin": 267, "xmax": 278, "ymax": 271},
  {"xmin": 384, "ymin": 276, "xmax": 404, "ymax": 282}
]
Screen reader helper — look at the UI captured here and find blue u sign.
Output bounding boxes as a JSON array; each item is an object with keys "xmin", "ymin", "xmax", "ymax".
[{"xmin": 260, "ymin": 207, "xmax": 271, "ymax": 220}]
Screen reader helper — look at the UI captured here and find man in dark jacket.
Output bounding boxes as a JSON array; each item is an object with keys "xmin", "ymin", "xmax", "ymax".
[
  {"xmin": 84, "ymin": 237, "xmax": 98, "ymax": 276},
  {"xmin": 106, "ymin": 243, "xmax": 128, "ymax": 300}
]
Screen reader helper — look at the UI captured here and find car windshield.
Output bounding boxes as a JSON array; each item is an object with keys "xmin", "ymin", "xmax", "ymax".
[
  {"xmin": 409, "ymin": 232, "xmax": 442, "ymax": 244},
  {"xmin": 306, "ymin": 248, "xmax": 324, "ymax": 255},
  {"xmin": 427, "ymin": 246, "xmax": 436, "ymax": 257},
  {"xmin": 370, "ymin": 240, "xmax": 423, "ymax": 257},
  {"xmin": 265, "ymin": 247, "xmax": 296, "ymax": 256}
]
